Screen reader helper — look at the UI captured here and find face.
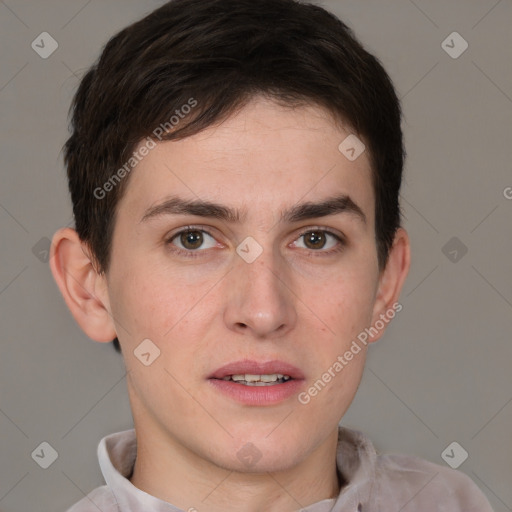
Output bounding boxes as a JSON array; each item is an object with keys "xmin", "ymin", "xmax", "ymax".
[{"xmin": 105, "ymin": 97, "xmax": 386, "ymax": 473}]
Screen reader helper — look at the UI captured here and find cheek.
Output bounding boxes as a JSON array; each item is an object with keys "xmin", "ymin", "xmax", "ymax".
[
  {"xmin": 110, "ymin": 265, "xmax": 205, "ymax": 337},
  {"xmin": 314, "ymin": 267, "xmax": 378, "ymax": 342}
]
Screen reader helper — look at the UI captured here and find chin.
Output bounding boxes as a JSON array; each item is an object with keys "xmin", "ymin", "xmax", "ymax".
[
  {"xmin": 216, "ymin": 447, "xmax": 303, "ymax": 475},
  {"xmin": 209, "ymin": 429, "xmax": 307, "ymax": 474}
]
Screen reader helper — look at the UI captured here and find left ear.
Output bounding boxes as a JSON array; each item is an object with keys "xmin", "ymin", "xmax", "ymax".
[{"xmin": 368, "ymin": 227, "xmax": 411, "ymax": 343}]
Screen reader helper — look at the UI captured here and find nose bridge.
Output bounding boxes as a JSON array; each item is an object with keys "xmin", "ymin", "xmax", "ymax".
[
  {"xmin": 243, "ymin": 252, "xmax": 282, "ymax": 298},
  {"xmin": 223, "ymin": 236, "xmax": 297, "ymax": 337}
]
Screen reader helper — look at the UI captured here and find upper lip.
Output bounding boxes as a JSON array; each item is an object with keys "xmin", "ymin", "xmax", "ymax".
[{"xmin": 209, "ymin": 359, "xmax": 305, "ymax": 380}]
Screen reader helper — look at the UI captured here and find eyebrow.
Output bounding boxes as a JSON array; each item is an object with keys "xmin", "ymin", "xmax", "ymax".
[{"xmin": 140, "ymin": 193, "xmax": 366, "ymax": 225}]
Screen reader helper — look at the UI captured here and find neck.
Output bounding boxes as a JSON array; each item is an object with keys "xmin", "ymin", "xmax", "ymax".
[{"xmin": 129, "ymin": 425, "xmax": 342, "ymax": 512}]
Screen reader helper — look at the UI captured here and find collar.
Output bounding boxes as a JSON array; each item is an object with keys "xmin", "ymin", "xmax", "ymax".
[{"xmin": 98, "ymin": 426, "xmax": 376, "ymax": 512}]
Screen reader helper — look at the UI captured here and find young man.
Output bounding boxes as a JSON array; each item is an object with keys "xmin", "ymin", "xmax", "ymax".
[{"xmin": 50, "ymin": 0, "xmax": 494, "ymax": 510}]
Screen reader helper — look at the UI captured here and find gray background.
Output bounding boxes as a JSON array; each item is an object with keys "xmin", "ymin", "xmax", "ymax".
[{"xmin": 0, "ymin": 0, "xmax": 511, "ymax": 510}]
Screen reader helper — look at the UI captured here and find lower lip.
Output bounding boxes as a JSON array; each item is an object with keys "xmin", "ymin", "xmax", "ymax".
[{"xmin": 208, "ymin": 378, "xmax": 304, "ymax": 405}]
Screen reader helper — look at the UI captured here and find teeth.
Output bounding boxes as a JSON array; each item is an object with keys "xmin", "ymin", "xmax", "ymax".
[{"xmin": 221, "ymin": 373, "xmax": 292, "ymax": 384}]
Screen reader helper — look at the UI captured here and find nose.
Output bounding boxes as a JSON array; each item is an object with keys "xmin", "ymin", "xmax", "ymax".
[{"xmin": 223, "ymin": 244, "xmax": 297, "ymax": 339}]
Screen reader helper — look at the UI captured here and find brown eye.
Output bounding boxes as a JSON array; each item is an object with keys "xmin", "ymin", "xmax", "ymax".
[
  {"xmin": 167, "ymin": 228, "xmax": 218, "ymax": 254},
  {"xmin": 180, "ymin": 230, "xmax": 204, "ymax": 250},
  {"xmin": 293, "ymin": 229, "xmax": 344, "ymax": 254},
  {"xmin": 303, "ymin": 231, "xmax": 327, "ymax": 249}
]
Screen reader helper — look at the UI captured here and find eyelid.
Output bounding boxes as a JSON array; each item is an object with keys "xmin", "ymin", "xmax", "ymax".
[
  {"xmin": 167, "ymin": 224, "xmax": 215, "ymax": 236},
  {"xmin": 165, "ymin": 224, "xmax": 346, "ymax": 258},
  {"xmin": 295, "ymin": 225, "xmax": 345, "ymax": 241},
  {"xmin": 164, "ymin": 227, "xmax": 218, "ymax": 260},
  {"xmin": 165, "ymin": 225, "xmax": 220, "ymax": 246},
  {"xmin": 166, "ymin": 225, "xmax": 345, "ymax": 243},
  {"xmin": 291, "ymin": 226, "xmax": 346, "ymax": 253}
]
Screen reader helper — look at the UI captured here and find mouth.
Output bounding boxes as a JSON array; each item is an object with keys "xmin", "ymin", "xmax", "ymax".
[
  {"xmin": 215, "ymin": 373, "xmax": 293, "ymax": 386},
  {"xmin": 208, "ymin": 360, "xmax": 305, "ymax": 405},
  {"xmin": 208, "ymin": 359, "xmax": 305, "ymax": 382}
]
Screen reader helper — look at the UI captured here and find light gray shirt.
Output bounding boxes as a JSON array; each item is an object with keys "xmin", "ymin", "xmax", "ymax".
[{"xmin": 66, "ymin": 427, "xmax": 494, "ymax": 511}]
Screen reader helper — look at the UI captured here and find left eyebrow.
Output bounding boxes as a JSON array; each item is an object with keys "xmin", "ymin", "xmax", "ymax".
[
  {"xmin": 139, "ymin": 193, "xmax": 366, "ymax": 225},
  {"xmin": 282, "ymin": 194, "xmax": 366, "ymax": 225}
]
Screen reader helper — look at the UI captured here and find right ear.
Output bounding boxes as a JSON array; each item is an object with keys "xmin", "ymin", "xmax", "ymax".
[{"xmin": 49, "ymin": 227, "xmax": 117, "ymax": 342}]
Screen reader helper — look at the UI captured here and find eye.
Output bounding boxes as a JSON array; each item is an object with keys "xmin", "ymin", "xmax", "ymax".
[
  {"xmin": 292, "ymin": 229, "xmax": 344, "ymax": 253},
  {"xmin": 165, "ymin": 226, "xmax": 345, "ymax": 259},
  {"xmin": 167, "ymin": 227, "xmax": 218, "ymax": 253}
]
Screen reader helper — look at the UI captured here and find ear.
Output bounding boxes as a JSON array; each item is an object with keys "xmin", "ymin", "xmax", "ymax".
[
  {"xmin": 49, "ymin": 227, "xmax": 117, "ymax": 342},
  {"xmin": 368, "ymin": 227, "xmax": 411, "ymax": 343}
]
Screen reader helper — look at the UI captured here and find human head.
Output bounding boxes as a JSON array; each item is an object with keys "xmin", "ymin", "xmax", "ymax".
[{"xmin": 50, "ymin": 0, "xmax": 410, "ymax": 491}]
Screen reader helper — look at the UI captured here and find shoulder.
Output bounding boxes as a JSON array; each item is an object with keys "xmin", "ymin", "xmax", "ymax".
[
  {"xmin": 374, "ymin": 452, "xmax": 494, "ymax": 511},
  {"xmin": 65, "ymin": 485, "xmax": 119, "ymax": 512}
]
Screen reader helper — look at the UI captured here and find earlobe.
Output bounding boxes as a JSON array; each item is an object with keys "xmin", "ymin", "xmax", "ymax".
[
  {"xmin": 49, "ymin": 227, "xmax": 117, "ymax": 343},
  {"xmin": 368, "ymin": 227, "xmax": 411, "ymax": 343}
]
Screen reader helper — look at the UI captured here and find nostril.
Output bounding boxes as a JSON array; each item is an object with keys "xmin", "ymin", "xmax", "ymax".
[{"xmin": 357, "ymin": 504, "xmax": 362, "ymax": 512}]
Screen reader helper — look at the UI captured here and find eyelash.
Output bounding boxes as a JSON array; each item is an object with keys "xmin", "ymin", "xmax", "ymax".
[{"xmin": 165, "ymin": 225, "xmax": 346, "ymax": 259}]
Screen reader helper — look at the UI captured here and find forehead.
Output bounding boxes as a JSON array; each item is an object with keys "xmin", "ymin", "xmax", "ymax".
[{"xmin": 119, "ymin": 97, "xmax": 374, "ymax": 225}]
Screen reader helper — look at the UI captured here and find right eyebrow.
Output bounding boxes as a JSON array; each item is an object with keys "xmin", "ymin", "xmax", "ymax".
[{"xmin": 140, "ymin": 196, "xmax": 246, "ymax": 224}]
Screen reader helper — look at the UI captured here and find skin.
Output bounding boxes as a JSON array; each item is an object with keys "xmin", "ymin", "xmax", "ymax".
[{"xmin": 50, "ymin": 96, "xmax": 410, "ymax": 512}]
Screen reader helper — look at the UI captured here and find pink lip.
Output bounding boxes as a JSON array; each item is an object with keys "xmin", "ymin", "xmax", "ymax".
[
  {"xmin": 208, "ymin": 359, "xmax": 305, "ymax": 380},
  {"xmin": 208, "ymin": 359, "xmax": 305, "ymax": 406}
]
